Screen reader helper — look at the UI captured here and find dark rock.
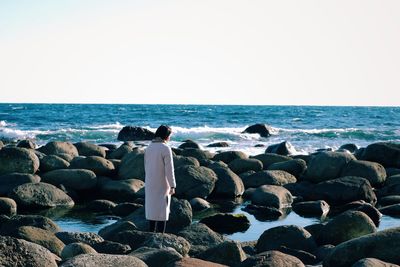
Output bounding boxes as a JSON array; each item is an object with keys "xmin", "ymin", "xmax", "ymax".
[
  {"xmin": 180, "ymin": 148, "xmax": 214, "ymax": 161},
  {"xmin": 252, "ymin": 153, "xmax": 291, "ymax": 169},
  {"xmin": 130, "ymin": 246, "xmax": 182, "ymax": 267},
  {"xmin": 242, "ymin": 123, "xmax": 273, "ymax": 138},
  {"xmin": 56, "ymin": 153, "xmax": 75, "ymax": 162},
  {"xmin": 211, "ymin": 167, "xmax": 245, "ymax": 197},
  {"xmin": 314, "ymin": 244, "xmax": 335, "ymax": 262},
  {"xmin": 118, "ymin": 152, "xmax": 145, "ymax": 180},
  {"xmin": 61, "ymin": 242, "xmax": 97, "ymax": 260},
  {"xmin": 142, "ymin": 232, "xmax": 191, "ymax": 256},
  {"xmin": 0, "ymin": 235, "xmax": 58, "ymax": 267},
  {"xmin": 98, "ymin": 221, "xmax": 137, "ymax": 240},
  {"xmin": 292, "ymin": 200, "xmax": 330, "ymax": 217},
  {"xmin": 179, "ymin": 140, "xmax": 201, "ymax": 149},
  {"xmin": 97, "ymin": 177, "xmax": 144, "ymax": 201},
  {"xmin": 334, "ymin": 201, "xmax": 382, "ymax": 227},
  {"xmin": 56, "ymin": 231, "xmax": 104, "ymax": 246},
  {"xmin": 256, "ymin": 225, "xmax": 317, "ymax": 253},
  {"xmin": 92, "ymin": 240, "xmax": 131, "ymax": 255},
  {"xmin": 60, "ymin": 253, "xmax": 147, "ymax": 267},
  {"xmin": 0, "ymin": 147, "xmax": 40, "ymax": 175},
  {"xmin": 70, "ymin": 156, "xmax": 115, "ymax": 176},
  {"xmin": 74, "ymin": 142, "xmax": 106, "ymax": 157},
  {"xmin": 213, "ymin": 151, "xmax": 248, "ymax": 164},
  {"xmin": 9, "ymin": 182, "xmax": 74, "ymax": 209},
  {"xmin": 42, "ymin": 169, "xmax": 97, "ymax": 191},
  {"xmin": 386, "ymin": 174, "xmax": 400, "ymax": 186},
  {"xmin": 173, "ymin": 155, "xmax": 200, "ymax": 169},
  {"xmin": 108, "ymin": 144, "xmax": 133, "ymax": 159},
  {"xmin": 0, "ymin": 197, "xmax": 17, "ymax": 216},
  {"xmin": 386, "ymin": 168, "xmax": 400, "ymax": 177},
  {"xmin": 379, "ymin": 195, "xmax": 400, "ymax": 206},
  {"xmin": 239, "ymin": 250, "xmax": 305, "ymax": 267},
  {"xmin": 166, "ymin": 257, "xmax": 228, "ymax": 267},
  {"xmin": 167, "ymin": 198, "xmax": 193, "ymax": 232},
  {"xmin": 276, "ymin": 246, "xmax": 318, "ymax": 265},
  {"xmin": 117, "ymin": 126, "xmax": 155, "ymax": 141},
  {"xmin": 17, "ymin": 139, "xmax": 36, "ymax": 149},
  {"xmin": 99, "ymin": 143, "xmax": 118, "ymax": 150},
  {"xmin": 175, "ymin": 165, "xmax": 217, "ymax": 199},
  {"xmin": 228, "ymin": 158, "xmax": 263, "ymax": 174},
  {"xmin": 197, "ymin": 240, "xmax": 247, "ymax": 266},
  {"xmin": 189, "ymin": 197, "xmax": 211, "ymax": 211},
  {"xmin": 37, "ymin": 141, "xmax": 79, "ymax": 157},
  {"xmin": 199, "ymin": 213, "xmax": 250, "ymax": 234},
  {"xmin": 341, "ymin": 160, "xmax": 386, "ymax": 186},
  {"xmin": 251, "ymin": 185, "xmax": 293, "ymax": 209},
  {"xmin": 40, "ymin": 155, "xmax": 70, "ymax": 172},
  {"xmin": 379, "ymin": 204, "xmax": 400, "ymax": 216},
  {"xmin": 86, "ymin": 199, "xmax": 117, "ymax": 213},
  {"xmin": 113, "ymin": 202, "xmax": 143, "ymax": 217},
  {"xmin": 207, "ymin": 142, "xmax": 230, "ymax": 148},
  {"xmin": 243, "ymin": 170, "xmax": 297, "ymax": 188},
  {"xmin": 0, "ymin": 172, "xmax": 40, "ymax": 195},
  {"xmin": 360, "ymin": 142, "xmax": 400, "ymax": 168},
  {"xmin": 242, "ymin": 204, "xmax": 283, "ymax": 221},
  {"xmin": 352, "ymin": 258, "xmax": 400, "ymax": 267},
  {"xmin": 339, "ymin": 143, "xmax": 359, "ymax": 153},
  {"xmin": 240, "ymin": 241, "xmax": 257, "ymax": 255},
  {"xmin": 266, "ymin": 141, "xmax": 297, "ymax": 156},
  {"xmin": 0, "ymin": 214, "xmax": 60, "ymax": 235},
  {"xmin": 267, "ymin": 159, "xmax": 307, "ymax": 178}
]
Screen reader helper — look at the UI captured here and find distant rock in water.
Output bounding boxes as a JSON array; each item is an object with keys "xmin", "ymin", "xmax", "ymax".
[
  {"xmin": 266, "ymin": 141, "xmax": 297, "ymax": 156},
  {"xmin": 117, "ymin": 126, "xmax": 155, "ymax": 141},
  {"xmin": 243, "ymin": 124, "xmax": 273, "ymax": 138}
]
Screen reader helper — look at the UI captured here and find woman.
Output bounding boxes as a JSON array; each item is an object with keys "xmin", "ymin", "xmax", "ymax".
[{"xmin": 144, "ymin": 125, "xmax": 176, "ymax": 233}]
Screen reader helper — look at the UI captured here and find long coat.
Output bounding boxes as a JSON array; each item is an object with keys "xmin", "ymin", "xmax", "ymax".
[{"xmin": 144, "ymin": 140, "xmax": 176, "ymax": 221}]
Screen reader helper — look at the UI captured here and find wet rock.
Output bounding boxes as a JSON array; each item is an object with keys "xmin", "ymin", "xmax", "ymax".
[
  {"xmin": 243, "ymin": 123, "xmax": 273, "ymax": 138},
  {"xmin": 74, "ymin": 142, "xmax": 106, "ymax": 157},
  {"xmin": 92, "ymin": 240, "xmax": 131, "ymax": 255},
  {"xmin": 70, "ymin": 156, "xmax": 115, "ymax": 176},
  {"xmin": 379, "ymin": 204, "xmax": 400, "ymax": 216},
  {"xmin": 207, "ymin": 142, "xmax": 230, "ymax": 147},
  {"xmin": 292, "ymin": 200, "xmax": 330, "ymax": 217},
  {"xmin": 189, "ymin": 197, "xmax": 211, "ymax": 211},
  {"xmin": 17, "ymin": 139, "xmax": 36, "ymax": 149},
  {"xmin": 97, "ymin": 177, "xmax": 144, "ymax": 201},
  {"xmin": 0, "ymin": 235, "xmax": 58, "ymax": 267},
  {"xmin": 130, "ymin": 246, "xmax": 182, "ymax": 267},
  {"xmin": 360, "ymin": 142, "xmax": 400, "ymax": 168},
  {"xmin": 61, "ymin": 242, "xmax": 97, "ymax": 260},
  {"xmin": 9, "ymin": 182, "xmax": 74, "ymax": 209},
  {"xmin": 379, "ymin": 195, "xmax": 400, "ymax": 206},
  {"xmin": 341, "ymin": 160, "xmax": 386, "ymax": 186},
  {"xmin": 339, "ymin": 143, "xmax": 359, "ymax": 153},
  {"xmin": 239, "ymin": 250, "xmax": 305, "ymax": 267},
  {"xmin": 40, "ymin": 155, "xmax": 70, "ymax": 172},
  {"xmin": 213, "ymin": 150, "xmax": 248, "ymax": 164},
  {"xmin": 113, "ymin": 202, "xmax": 142, "ymax": 217},
  {"xmin": 117, "ymin": 126, "xmax": 155, "ymax": 141},
  {"xmin": 86, "ymin": 199, "xmax": 117, "ymax": 213},
  {"xmin": 0, "ymin": 197, "xmax": 17, "ymax": 216},
  {"xmin": 243, "ymin": 170, "xmax": 297, "ymax": 188},
  {"xmin": 42, "ymin": 169, "xmax": 97, "ymax": 191},
  {"xmin": 199, "ymin": 213, "xmax": 250, "ymax": 234},
  {"xmin": 251, "ymin": 185, "xmax": 293, "ymax": 209},
  {"xmin": 38, "ymin": 141, "xmax": 79, "ymax": 157},
  {"xmin": 98, "ymin": 221, "xmax": 138, "ymax": 240},
  {"xmin": 0, "ymin": 147, "xmax": 40, "ymax": 175},
  {"xmin": 175, "ymin": 165, "xmax": 217, "ymax": 199},
  {"xmin": 256, "ymin": 225, "xmax": 317, "ymax": 253},
  {"xmin": 197, "ymin": 240, "xmax": 247, "ymax": 266},
  {"xmin": 118, "ymin": 152, "xmax": 145, "ymax": 180},
  {"xmin": 252, "ymin": 153, "xmax": 291, "ymax": 169},
  {"xmin": 267, "ymin": 159, "xmax": 307, "ymax": 178},
  {"xmin": 56, "ymin": 231, "xmax": 104, "ymax": 246},
  {"xmin": 179, "ymin": 140, "xmax": 201, "ymax": 149},
  {"xmin": 242, "ymin": 204, "xmax": 283, "ymax": 221},
  {"xmin": 60, "ymin": 253, "xmax": 147, "ymax": 267},
  {"xmin": 266, "ymin": 141, "xmax": 297, "ymax": 156},
  {"xmin": 211, "ymin": 167, "xmax": 245, "ymax": 197}
]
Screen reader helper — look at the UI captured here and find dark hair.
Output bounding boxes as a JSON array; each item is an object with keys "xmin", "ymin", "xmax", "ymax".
[{"xmin": 154, "ymin": 125, "xmax": 172, "ymax": 140}]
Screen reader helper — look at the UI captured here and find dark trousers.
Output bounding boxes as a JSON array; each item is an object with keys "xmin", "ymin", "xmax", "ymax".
[{"xmin": 148, "ymin": 220, "xmax": 167, "ymax": 233}]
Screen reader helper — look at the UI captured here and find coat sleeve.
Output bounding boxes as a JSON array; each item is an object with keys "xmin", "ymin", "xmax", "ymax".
[{"xmin": 163, "ymin": 146, "xmax": 176, "ymax": 188}]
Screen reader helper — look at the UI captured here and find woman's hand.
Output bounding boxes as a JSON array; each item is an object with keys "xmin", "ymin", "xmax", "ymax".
[{"xmin": 169, "ymin": 187, "xmax": 175, "ymax": 195}]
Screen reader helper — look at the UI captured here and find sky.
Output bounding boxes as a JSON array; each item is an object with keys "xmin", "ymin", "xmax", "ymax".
[{"xmin": 0, "ymin": 0, "xmax": 399, "ymax": 106}]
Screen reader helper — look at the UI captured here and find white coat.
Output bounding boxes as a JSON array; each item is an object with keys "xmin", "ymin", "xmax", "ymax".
[{"xmin": 144, "ymin": 139, "xmax": 176, "ymax": 221}]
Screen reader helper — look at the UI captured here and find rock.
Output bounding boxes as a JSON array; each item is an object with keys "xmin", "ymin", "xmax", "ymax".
[
  {"xmin": 17, "ymin": 139, "xmax": 36, "ymax": 149},
  {"xmin": 70, "ymin": 156, "xmax": 115, "ymax": 176},
  {"xmin": 305, "ymin": 151, "xmax": 356, "ymax": 183},
  {"xmin": 213, "ymin": 151, "xmax": 248, "ymax": 164},
  {"xmin": 276, "ymin": 246, "xmax": 317, "ymax": 265},
  {"xmin": 40, "ymin": 155, "xmax": 70, "ymax": 172},
  {"xmin": 142, "ymin": 233, "xmax": 191, "ymax": 256},
  {"xmin": 0, "ymin": 147, "xmax": 40, "ymax": 175},
  {"xmin": 379, "ymin": 204, "xmax": 400, "ymax": 216},
  {"xmin": 118, "ymin": 152, "xmax": 145, "ymax": 180},
  {"xmin": 38, "ymin": 141, "xmax": 79, "ymax": 157},
  {"xmin": 323, "ymin": 227, "xmax": 400, "ymax": 267},
  {"xmin": 56, "ymin": 232, "xmax": 104, "ymax": 246},
  {"xmin": 352, "ymin": 258, "xmax": 400, "ymax": 267},
  {"xmin": 314, "ymin": 244, "xmax": 335, "ymax": 262},
  {"xmin": 256, "ymin": 225, "xmax": 317, "ymax": 253},
  {"xmin": 100, "ymin": 143, "xmax": 118, "ymax": 150},
  {"xmin": 14, "ymin": 226, "xmax": 65, "ymax": 256},
  {"xmin": 252, "ymin": 153, "xmax": 291, "ymax": 169},
  {"xmin": 251, "ymin": 185, "xmax": 293, "ymax": 209},
  {"xmin": 0, "ymin": 172, "xmax": 41, "ymax": 195},
  {"xmin": 339, "ymin": 143, "xmax": 359, "ymax": 153},
  {"xmin": 243, "ymin": 170, "xmax": 297, "ymax": 188},
  {"xmin": 86, "ymin": 199, "xmax": 117, "ymax": 213},
  {"xmin": 42, "ymin": 169, "xmax": 97, "ymax": 191},
  {"xmin": 242, "ymin": 204, "xmax": 284, "ymax": 221},
  {"xmin": 190, "ymin": 197, "xmax": 211, "ymax": 211},
  {"xmin": 0, "ymin": 197, "xmax": 17, "ymax": 216},
  {"xmin": 207, "ymin": 160, "xmax": 229, "ymax": 169},
  {"xmin": 174, "ymin": 155, "xmax": 200, "ymax": 169},
  {"xmin": 113, "ymin": 202, "xmax": 142, "ymax": 217},
  {"xmin": 179, "ymin": 140, "xmax": 201, "ymax": 149},
  {"xmin": 318, "ymin": 210, "xmax": 377, "ymax": 245},
  {"xmin": 207, "ymin": 142, "xmax": 230, "ymax": 147},
  {"xmin": 228, "ymin": 158, "xmax": 263, "ymax": 174},
  {"xmin": 74, "ymin": 142, "xmax": 106, "ymax": 157},
  {"xmin": 341, "ymin": 160, "xmax": 387, "ymax": 186},
  {"xmin": 0, "ymin": 140, "xmax": 4, "ymax": 149},
  {"xmin": 0, "ymin": 214, "xmax": 60, "ymax": 235},
  {"xmin": 211, "ymin": 167, "xmax": 245, "ymax": 197},
  {"xmin": 166, "ymin": 257, "xmax": 228, "ymax": 267},
  {"xmin": 379, "ymin": 196, "xmax": 400, "ymax": 206},
  {"xmin": 335, "ymin": 201, "xmax": 382, "ymax": 227},
  {"xmin": 386, "ymin": 168, "xmax": 400, "ymax": 177},
  {"xmin": 239, "ymin": 250, "xmax": 305, "ymax": 267},
  {"xmin": 61, "ymin": 242, "xmax": 97, "ymax": 260},
  {"xmin": 267, "ymin": 159, "xmax": 307, "ymax": 178},
  {"xmin": 130, "ymin": 246, "xmax": 182, "ymax": 267},
  {"xmin": 241, "ymin": 241, "xmax": 257, "ymax": 255},
  {"xmin": 266, "ymin": 141, "xmax": 297, "ymax": 156},
  {"xmin": 98, "ymin": 221, "xmax": 138, "ymax": 240},
  {"xmin": 312, "ymin": 176, "xmax": 377, "ymax": 205},
  {"xmin": 57, "ymin": 153, "xmax": 75, "ymax": 162},
  {"xmin": 177, "ymin": 223, "xmax": 225, "ymax": 256},
  {"xmin": 292, "ymin": 200, "xmax": 330, "ymax": 217},
  {"xmin": 92, "ymin": 240, "xmax": 131, "ymax": 255},
  {"xmin": 9, "ymin": 182, "xmax": 74, "ymax": 209},
  {"xmin": 378, "ymin": 183, "xmax": 400, "ymax": 198},
  {"xmin": 60, "ymin": 254, "xmax": 147, "ymax": 267},
  {"xmin": 0, "ymin": 235, "xmax": 58, "ymax": 267},
  {"xmin": 385, "ymin": 174, "xmax": 400, "ymax": 187},
  {"xmin": 180, "ymin": 148, "xmax": 214, "ymax": 161},
  {"xmin": 242, "ymin": 124, "xmax": 273, "ymax": 138},
  {"xmin": 167, "ymin": 198, "xmax": 193, "ymax": 232},
  {"xmin": 117, "ymin": 126, "xmax": 155, "ymax": 141},
  {"xmin": 175, "ymin": 165, "xmax": 217, "ymax": 199},
  {"xmin": 361, "ymin": 142, "xmax": 400, "ymax": 168},
  {"xmin": 197, "ymin": 240, "xmax": 247, "ymax": 266},
  {"xmin": 97, "ymin": 177, "xmax": 144, "ymax": 201},
  {"xmin": 108, "ymin": 144, "xmax": 133, "ymax": 159},
  {"xmin": 199, "ymin": 213, "xmax": 250, "ymax": 234}
]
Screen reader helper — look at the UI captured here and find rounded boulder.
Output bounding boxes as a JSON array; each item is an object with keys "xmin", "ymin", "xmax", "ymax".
[
  {"xmin": 0, "ymin": 147, "xmax": 40, "ymax": 175},
  {"xmin": 42, "ymin": 169, "xmax": 97, "ymax": 191}
]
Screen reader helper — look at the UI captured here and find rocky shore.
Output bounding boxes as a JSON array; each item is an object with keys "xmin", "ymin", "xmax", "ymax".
[{"xmin": 1, "ymin": 126, "xmax": 400, "ymax": 266}]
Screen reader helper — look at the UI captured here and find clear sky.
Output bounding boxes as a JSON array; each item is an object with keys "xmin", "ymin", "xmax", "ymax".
[{"xmin": 0, "ymin": 0, "xmax": 399, "ymax": 106}]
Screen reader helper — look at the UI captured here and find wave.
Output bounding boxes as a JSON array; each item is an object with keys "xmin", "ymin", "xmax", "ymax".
[{"xmin": 0, "ymin": 120, "xmax": 7, "ymax": 127}]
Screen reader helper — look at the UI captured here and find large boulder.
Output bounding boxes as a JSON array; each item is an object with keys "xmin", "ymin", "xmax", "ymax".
[
  {"xmin": 252, "ymin": 153, "xmax": 291, "ymax": 169},
  {"xmin": 92, "ymin": 240, "xmax": 131, "ymax": 255},
  {"xmin": 256, "ymin": 225, "xmax": 317, "ymax": 253},
  {"xmin": 243, "ymin": 170, "xmax": 297, "ymax": 188},
  {"xmin": 97, "ymin": 177, "xmax": 144, "ymax": 201},
  {"xmin": 265, "ymin": 141, "xmax": 297, "ymax": 156},
  {"xmin": 0, "ymin": 236, "xmax": 58, "ymax": 267},
  {"xmin": 239, "ymin": 250, "xmax": 305, "ymax": 267},
  {"xmin": 323, "ymin": 227, "xmax": 400, "ymax": 267},
  {"xmin": 197, "ymin": 240, "xmax": 247, "ymax": 266},
  {"xmin": 70, "ymin": 156, "xmax": 115, "ymax": 176},
  {"xmin": 142, "ymin": 233, "xmax": 191, "ymax": 256},
  {"xmin": 166, "ymin": 257, "xmax": 228, "ymax": 267},
  {"xmin": 379, "ymin": 204, "xmax": 400, "ymax": 216},
  {"xmin": 74, "ymin": 142, "xmax": 106, "ymax": 157},
  {"xmin": 130, "ymin": 246, "xmax": 183, "ymax": 267},
  {"xmin": 117, "ymin": 126, "xmax": 155, "ymax": 141},
  {"xmin": 305, "ymin": 151, "xmax": 356, "ymax": 183},
  {"xmin": 0, "ymin": 147, "xmax": 40, "ymax": 175},
  {"xmin": 180, "ymin": 148, "xmax": 214, "ymax": 161},
  {"xmin": 317, "ymin": 210, "xmax": 377, "ymax": 245},
  {"xmin": 108, "ymin": 144, "xmax": 134, "ymax": 159},
  {"xmin": 61, "ymin": 242, "xmax": 97, "ymax": 260},
  {"xmin": 38, "ymin": 141, "xmax": 79, "ymax": 157},
  {"xmin": 175, "ymin": 165, "xmax": 217, "ymax": 199},
  {"xmin": 189, "ymin": 197, "xmax": 211, "ymax": 211},
  {"xmin": 60, "ymin": 253, "xmax": 147, "ymax": 267},
  {"xmin": 98, "ymin": 221, "xmax": 138, "ymax": 240},
  {"xmin": 173, "ymin": 155, "xmax": 200, "ymax": 169},
  {"xmin": 267, "ymin": 159, "xmax": 307, "ymax": 178},
  {"xmin": 9, "ymin": 182, "xmax": 75, "ymax": 209},
  {"xmin": 352, "ymin": 258, "xmax": 400, "ymax": 267},
  {"xmin": 292, "ymin": 200, "xmax": 330, "ymax": 217},
  {"xmin": 167, "ymin": 198, "xmax": 193, "ymax": 232},
  {"xmin": 42, "ymin": 169, "xmax": 97, "ymax": 191},
  {"xmin": 360, "ymin": 142, "xmax": 400, "ymax": 168},
  {"xmin": 341, "ymin": 160, "xmax": 387, "ymax": 186},
  {"xmin": 228, "ymin": 158, "xmax": 263, "ymax": 174},
  {"xmin": 211, "ymin": 167, "xmax": 245, "ymax": 197},
  {"xmin": 40, "ymin": 155, "xmax": 70, "ymax": 172},
  {"xmin": 0, "ymin": 214, "xmax": 60, "ymax": 236},
  {"xmin": 251, "ymin": 185, "xmax": 293, "ymax": 209},
  {"xmin": 118, "ymin": 152, "xmax": 145, "ymax": 180},
  {"xmin": 0, "ymin": 172, "xmax": 40, "ymax": 195},
  {"xmin": 56, "ymin": 232, "xmax": 104, "ymax": 246},
  {"xmin": 199, "ymin": 213, "xmax": 250, "ymax": 234},
  {"xmin": 0, "ymin": 197, "xmax": 17, "ymax": 216},
  {"xmin": 242, "ymin": 124, "xmax": 273, "ymax": 138},
  {"xmin": 179, "ymin": 140, "xmax": 201, "ymax": 149},
  {"xmin": 213, "ymin": 151, "xmax": 248, "ymax": 164}
]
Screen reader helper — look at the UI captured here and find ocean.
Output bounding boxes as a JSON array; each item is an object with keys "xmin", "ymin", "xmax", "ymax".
[{"xmin": 1, "ymin": 103, "xmax": 400, "ymax": 154}]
